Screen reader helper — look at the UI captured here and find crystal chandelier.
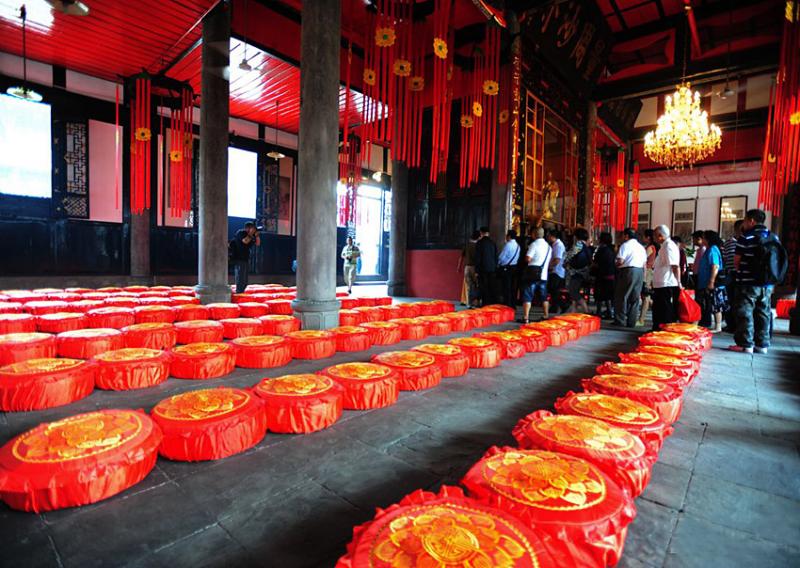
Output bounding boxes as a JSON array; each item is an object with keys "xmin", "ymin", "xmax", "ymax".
[{"xmin": 643, "ymin": 83, "xmax": 721, "ymax": 170}]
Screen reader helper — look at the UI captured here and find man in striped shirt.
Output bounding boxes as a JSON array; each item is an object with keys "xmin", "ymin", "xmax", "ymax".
[
  {"xmin": 730, "ymin": 209, "xmax": 772, "ymax": 354},
  {"xmin": 721, "ymin": 219, "xmax": 743, "ymax": 332}
]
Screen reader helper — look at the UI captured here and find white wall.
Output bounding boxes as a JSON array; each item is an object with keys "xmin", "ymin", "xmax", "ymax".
[{"xmin": 632, "ymin": 181, "xmax": 770, "ymax": 233}]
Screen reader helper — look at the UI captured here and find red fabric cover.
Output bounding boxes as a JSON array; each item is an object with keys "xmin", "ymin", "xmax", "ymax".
[
  {"xmin": 151, "ymin": 387, "xmax": 267, "ymax": 461},
  {"xmin": 553, "ymin": 314, "xmax": 592, "ymax": 336},
  {"xmin": 677, "ymin": 289, "xmax": 701, "ymax": 323},
  {"xmin": 258, "ymin": 315, "xmax": 302, "ymax": 336},
  {"xmin": 170, "ymin": 296, "xmax": 200, "ymax": 307},
  {"xmin": 395, "ymin": 303, "xmax": 421, "ymax": 318},
  {"xmin": 411, "ymin": 343, "xmax": 470, "ymax": 377},
  {"xmin": 0, "ymin": 332, "xmax": 57, "ymax": 366},
  {"xmin": 338, "ymin": 309, "xmax": 363, "ymax": 326},
  {"xmin": 330, "ymin": 326, "xmax": 373, "ymax": 352},
  {"xmin": 285, "ymin": 330, "xmax": 337, "ymax": 359},
  {"xmin": 35, "ymin": 313, "xmax": 88, "ymax": 334},
  {"xmin": 555, "ymin": 391, "xmax": 673, "ymax": 454},
  {"xmin": 56, "ymin": 328, "xmax": 124, "ymax": 359},
  {"xmin": 339, "ymin": 298, "xmax": 359, "ymax": 310},
  {"xmin": 93, "ymin": 348, "xmax": 171, "ymax": 390},
  {"xmin": 388, "ymin": 317, "xmax": 430, "ymax": 341},
  {"xmin": 336, "ymin": 485, "xmax": 559, "ymax": 568},
  {"xmin": 82, "ymin": 292, "xmax": 111, "ymax": 301},
  {"xmin": 373, "ymin": 296, "xmax": 393, "ymax": 306},
  {"xmin": 67, "ymin": 300, "xmax": 103, "ymax": 313},
  {"xmin": 515, "ymin": 327, "xmax": 550, "ymax": 352},
  {"xmin": 133, "ymin": 305, "xmax": 176, "ymax": 324},
  {"xmin": 377, "ymin": 305, "xmax": 404, "ymax": 320},
  {"xmin": 0, "ymin": 409, "xmax": 161, "ymax": 512},
  {"xmin": 415, "ymin": 315, "xmax": 452, "ymax": 336},
  {"xmin": 354, "ymin": 306, "xmax": 384, "ymax": 322},
  {"xmin": 238, "ymin": 302, "xmax": 269, "ymax": 318},
  {"xmin": 23, "ymin": 301, "xmax": 70, "ymax": 316},
  {"xmin": 442, "ymin": 311, "xmax": 475, "ymax": 331},
  {"xmin": 556, "ymin": 313, "xmax": 601, "ymax": 333},
  {"xmin": 357, "ymin": 297, "xmax": 378, "ymax": 307},
  {"xmin": 635, "ymin": 344, "xmax": 703, "ymax": 363},
  {"xmin": 595, "ymin": 361, "xmax": 686, "ymax": 389},
  {"xmin": 0, "ymin": 314, "xmax": 36, "ymax": 334},
  {"xmin": 523, "ymin": 322, "xmax": 569, "ymax": 346},
  {"xmin": 777, "ymin": 298, "xmax": 795, "ymax": 319},
  {"xmin": 138, "ymin": 298, "xmax": 171, "ymax": 307},
  {"xmin": 482, "ymin": 304, "xmax": 515, "ymax": 322},
  {"xmin": 461, "ymin": 447, "xmax": 636, "ymax": 568},
  {"xmin": 86, "ymin": 307, "xmax": 135, "ymax": 329},
  {"xmin": 103, "ymin": 297, "xmax": 139, "ymax": 308},
  {"xmin": 659, "ymin": 323, "xmax": 712, "ymax": 350},
  {"xmin": 0, "ymin": 358, "xmax": 95, "ymax": 411},
  {"xmin": 447, "ymin": 337, "xmax": 502, "ymax": 368},
  {"xmin": 415, "ymin": 302, "xmax": 441, "ymax": 316},
  {"xmin": 513, "ymin": 411, "xmax": 656, "ymax": 498},
  {"xmin": 618, "ymin": 351, "xmax": 697, "ymax": 383},
  {"xmin": 540, "ymin": 319, "xmax": 580, "ymax": 341},
  {"xmin": 232, "ymin": 335, "xmax": 293, "ymax": 368},
  {"xmin": 0, "ymin": 302, "xmax": 24, "ymax": 315},
  {"xmin": 169, "ymin": 343, "xmax": 236, "ymax": 379},
  {"xmin": 474, "ymin": 331, "xmax": 528, "ymax": 359},
  {"xmin": 174, "ymin": 304, "xmax": 210, "ymax": 321},
  {"xmin": 122, "ymin": 323, "xmax": 178, "ymax": 350},
  {"xmin": 360, "ymin": 322, "xmax": 402, "ymax": 345},
  {"xmin": 207, "ymin": 303, "xmax": 241, "ymax": 320},
  {"xmin": 477, "ymin": 307, "xmax": 504, "ymax": 325},
  {"xmin": 174, "ymin": 320, "xmax": 225, "ymax": 344},
  {"xmin": 254, "ymin": 374, "xmax": 344, "ymax": 433},
  {"xmin": 638, "ymin": 331, "xmax": 703, "ymax": 352},
  {"xmin": 582, "ymin": 375, "xmax": 684, "ymax": 425},
  {"xmin": 220, "ymin": 318, "xmax": 264, "ymax": 339},
  {"xmin": 469, "ymin": 311, "xmax": 492, "ymax": 328},
  {"xmin": 319, "ymin": 362, "xmax": 399, "ymax": 410},
  {"xmin": 371, "ymin": 351, "xmax": 442, "ymax": 391},
  {"xmin": 265, "ymin": 300, "xmax": 293, "ymax": 315},
  {"xmin": 433, "ymin": 300, "xmax": 456, "ymax": 313}
]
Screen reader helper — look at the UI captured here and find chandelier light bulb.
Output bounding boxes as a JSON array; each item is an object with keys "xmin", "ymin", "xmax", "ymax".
[{"xmin": 644, "ymin": 83, "xmax": 722, "ymax": 170}]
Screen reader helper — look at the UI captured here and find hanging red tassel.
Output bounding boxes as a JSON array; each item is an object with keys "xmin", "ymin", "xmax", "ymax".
[
  {"xmin": 130, "ymin": 75, "xmax": 152, "ymax": 214},
  {"xmin": 430, "ymin": 0, "xmax": 453, "ymax": 182},
  {"xmin": 630, "ymin": 161, "xmax": 640, "ymax": 229},
  {"xmin": 614, "ymin": 148, "xmax": 627, "ymax": 231}
]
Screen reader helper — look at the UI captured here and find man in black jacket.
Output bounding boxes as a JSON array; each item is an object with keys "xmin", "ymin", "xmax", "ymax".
[{"xmin": 474, "ymin": 226, "xmax": 498, "ymax": 306}]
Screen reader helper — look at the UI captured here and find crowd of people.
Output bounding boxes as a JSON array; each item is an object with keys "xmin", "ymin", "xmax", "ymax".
[{"xmin": 459, "ymin": 208, "xmax": 785, "ymax": 354}]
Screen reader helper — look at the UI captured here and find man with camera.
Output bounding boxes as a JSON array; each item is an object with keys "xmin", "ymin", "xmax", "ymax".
[{"xmin": 230, "ymin": 221, "xmax": 261, "ymax": 294}]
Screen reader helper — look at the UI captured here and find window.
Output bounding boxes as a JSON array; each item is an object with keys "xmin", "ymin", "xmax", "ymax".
[
  {"xmin": 0, "ymin": 94, "xmax": 51, "ymax": 198},
  {"xmin": 672, "ymin": 199, "xmax": 696, "ymax": 245},
  {"xmin": 630, "ymin": 201, "xmax": 651, "ymax": 230},
  {"xmin": 227, "ymin": 147, "xmax": 257, "ymax": 218},
  {"xmin": 719, "ymin": 196, "xmax": 747, "ymax": 240}
]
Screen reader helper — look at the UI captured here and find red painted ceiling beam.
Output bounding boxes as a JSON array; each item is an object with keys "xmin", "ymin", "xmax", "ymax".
[{"xmin": 683, "ymin": 0, "xmax": 702, "ymax": 58}]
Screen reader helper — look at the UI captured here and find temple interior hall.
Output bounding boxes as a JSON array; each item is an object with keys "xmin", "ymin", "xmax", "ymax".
[{"xmin": 0, "ymin": 1, "xmax": 799, "ymax": 567}]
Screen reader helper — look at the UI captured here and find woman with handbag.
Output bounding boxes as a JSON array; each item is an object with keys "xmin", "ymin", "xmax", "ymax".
[
  {"xmin": 697, "ymin": 230, "xmax": 728, "ymax": 333},
  {"xmin": 518, "ymin": 227, "xmax": 551, "ymax": 324},
  {"xmin": 651, "ymin": 225, "xmax": 682, "ymax": 331}
]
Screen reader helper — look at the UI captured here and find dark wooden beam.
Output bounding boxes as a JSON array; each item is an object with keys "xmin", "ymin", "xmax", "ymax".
[{"xmin": 594, "ymin": 44, "xmax": 779, "ymax": 101}]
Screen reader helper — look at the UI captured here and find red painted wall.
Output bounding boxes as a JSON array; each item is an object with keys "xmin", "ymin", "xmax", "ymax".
[{"xmin": 406, "ymin": 249, "xmax": 463, "ymax": 301}]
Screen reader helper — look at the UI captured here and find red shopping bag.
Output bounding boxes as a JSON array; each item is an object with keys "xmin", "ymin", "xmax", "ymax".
[{"xmin": 678, "ymin": 289, "xmax": 701, "ymax": 323}]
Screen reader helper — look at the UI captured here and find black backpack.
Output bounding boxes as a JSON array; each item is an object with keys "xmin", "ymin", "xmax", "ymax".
[
  {"xmin": 754, "ymin": 233, "xmax": 788, "ymax": 285},
  {"xmin": 569, "ymin": 244, "xmax": 594, "ymax": 270}
]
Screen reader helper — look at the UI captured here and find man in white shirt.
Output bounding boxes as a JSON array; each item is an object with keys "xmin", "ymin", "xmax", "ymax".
[
  {"xmin": 497, "ymin": 230, "xmax": 521, "ymax": 309},
  {"xmin": 651, "ymin": 224, "xmax": 682, "ymax": 331},
  {"xmin": 546, "ymin": 229, "xmax": 567, "ymax": 314},
  {"xmin": 614, "ymin": 228, "xmax": 647, "ymax": 327},
  {"xmin": 519, "ymin": 227, "xmax": 551, "ymax": 323}
]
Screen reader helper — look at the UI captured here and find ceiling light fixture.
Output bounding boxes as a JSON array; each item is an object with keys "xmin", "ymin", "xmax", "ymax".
[
  {"xmin": 45, "ymin": 0, "xmax": 89, "ymax": 16},
  {"xmin": 6, "ymin": 5, "xmax": 43, "ymax": 103},
  {"xmin": 266, "ymin": 99, "xmax": 286, "ymax": 160},
  {"xmin": 643, "ymin": 18, "xmax": 721, "ymax": 169},
  {"xmin": 238, "ymin": 0, "xmax": 252, "ymax": 72}
]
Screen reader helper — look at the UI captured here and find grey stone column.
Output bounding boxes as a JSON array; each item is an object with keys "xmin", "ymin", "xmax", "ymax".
[
  {"xmin": 291, "ymin": 0, "xmax": 341, "ymax": 329},
  {"xmin": 195, "ymin": 4, "xmax": 231, "ymax": 304},
  {"xmin": 130, "ymin": 212, "xmax": 150, "ymax": 280},
  {"xmin": 387, "ymin": 159, "xmax": 408, "ymax": 297}
]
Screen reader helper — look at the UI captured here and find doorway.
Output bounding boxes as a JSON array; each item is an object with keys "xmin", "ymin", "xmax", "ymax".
[{"xmin": 354, "ymin": 184, "xmax": 385, "ymax": 279}]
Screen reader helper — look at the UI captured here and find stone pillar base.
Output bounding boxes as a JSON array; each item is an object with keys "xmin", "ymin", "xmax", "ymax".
[
  {"xmin": 292, "ymin": 298, "xmax": 340, "ymax": 330},
  {"xmin": 387, "ymin": 281, "xmax": 406, "ymax": 297},
  {"xmin": 195, "ymin": 284, "xmax": 231, "ymax": 305}
]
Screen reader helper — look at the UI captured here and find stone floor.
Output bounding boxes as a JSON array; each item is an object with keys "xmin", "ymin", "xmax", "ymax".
[{"xmin": 1, "ymin": 310, "xmax": 799, "ymax": 568}]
